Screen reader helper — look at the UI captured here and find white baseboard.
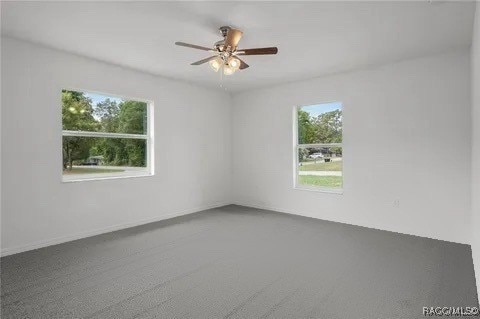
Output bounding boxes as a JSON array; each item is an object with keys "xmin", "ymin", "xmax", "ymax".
[
  {"xmin": 231, "ymin": 201, "xmax": 468, "ymax": 245},
  {"xmin": 1, "ymin": 202, "xmax": 229, "ymax": 257},
  {"xmin": 2, "ymin": 201, "xmax": 467, "ymax": 257}
]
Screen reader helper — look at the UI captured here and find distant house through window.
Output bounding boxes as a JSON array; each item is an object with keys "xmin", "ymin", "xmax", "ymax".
[
  {"xmin": 295, "ymin": 102, "xmax": 343, "ymax": 192},
  {"xmin": 62, "ymin": 89, "xmax": 153, "ymax": 181}
]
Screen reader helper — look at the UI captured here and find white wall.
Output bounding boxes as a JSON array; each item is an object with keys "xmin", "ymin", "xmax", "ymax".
[
  {"xmin": 1, "ymin": 35, "xmax": 474, "ymax": 257},
  {"xmin": 472, "ymin": 5, "xmax": 480, "ymax": 299},
  {"xmin": 1, "ymin": 37, "xmax": 232, "ymax": 255},
  {"xmin": 232, "ymin": 50, "xmax": 472, "ymax": 244}
]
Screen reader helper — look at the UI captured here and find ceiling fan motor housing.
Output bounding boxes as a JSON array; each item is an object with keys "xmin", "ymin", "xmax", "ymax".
[
  {"xmin": 219, "ymin": 26, "xmax": 231, "ymax": 38},
  {"xmin": 214, "ymin": 40, "xmax": 225, "ymax": 51}
]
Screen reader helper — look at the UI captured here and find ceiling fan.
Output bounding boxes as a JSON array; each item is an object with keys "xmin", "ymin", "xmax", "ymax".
[{"xmin": 175, "ymin": 26, "xmax": 278, "ymax": 75}]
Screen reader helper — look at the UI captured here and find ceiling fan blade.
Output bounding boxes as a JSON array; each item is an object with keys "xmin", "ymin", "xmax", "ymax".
[
  {"xmin": 225, "ymin": 29, "xmax": 243, "ymax": 49},
  {"xmin": 175, "ymin": 42, "xmax": 212, "ymax": 51},
  {"xmin": 237, "ymin": 47, "xmax": 278, "ymax": 55},
  {"xmin": 237, "ymin": 57, "xmax": 249, "ymax": 70},
  {"xmin": 191, "ymin": 56, "xmax": 217, "ymax": 65}
]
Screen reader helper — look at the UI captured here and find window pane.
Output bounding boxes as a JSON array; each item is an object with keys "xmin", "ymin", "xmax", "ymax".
[
  {"xmin": 298, "ymin": 147, "xmax": 343, "ymax": 189},
  {"xmin": 62, "ymin": 90, "xmax": 147, "ymax": 134},
  {"xmin": 62, "ymin": 136, "xmax": 148, "ymax": 180},
  {"xmin": 298, "ymin": 102, "xmax": 342, "ymax": 144}
]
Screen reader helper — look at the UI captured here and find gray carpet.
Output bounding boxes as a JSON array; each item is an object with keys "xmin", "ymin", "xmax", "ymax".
[{"xmin": 1, "ymin": 205, "xmax": 478, "ymax": 319}]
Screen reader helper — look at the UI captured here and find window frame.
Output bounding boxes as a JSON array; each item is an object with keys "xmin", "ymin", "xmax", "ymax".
[
  {"xmin": 293, "ymin": 103, "xmax": 343, "ymax": 194},
  {"xmin": 61, "ymin": 88, "xmax": 154, "ymax": 183}
]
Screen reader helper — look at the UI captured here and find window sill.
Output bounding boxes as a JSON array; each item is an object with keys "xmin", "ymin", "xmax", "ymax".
[
  {"xmin": 62, "ymin": 173, "xmax": 153, "ymax": 183},
  {"xmin": 293, "ymin": 185, "xmax": 344, "ymax": 195}
]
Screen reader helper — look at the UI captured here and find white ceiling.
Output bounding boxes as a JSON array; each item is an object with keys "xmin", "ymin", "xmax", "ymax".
[{"xmin": 1, "ymin": 1, "xmax": 476, "ymax": 93}]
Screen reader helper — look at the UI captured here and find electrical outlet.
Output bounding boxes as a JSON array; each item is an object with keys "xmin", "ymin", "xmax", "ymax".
[{"xmin": 393, "ymin": 199, "xmax": 400, "ymax": 208}]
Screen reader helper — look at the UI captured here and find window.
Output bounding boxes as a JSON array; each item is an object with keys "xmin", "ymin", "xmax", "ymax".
[
  {"xmin": 294, "ymin": 102, "xmax": 343, "ymax": 192},
  {"xmin": 62, "ymin": 89, "xmax": 153, "ymax": 182}
]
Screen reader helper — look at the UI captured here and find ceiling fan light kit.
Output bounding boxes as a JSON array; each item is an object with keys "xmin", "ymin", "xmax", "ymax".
[
  {"xmin": 209, "ymin": 56, "xmax": 241, "ymax": 75},
  {"xmin": 175, "ymin": 26, "xmax": 278, "ymax": 76},
  {"xmin": 209, "ymin": 57, "xmax": 222, "ymax": 72}
]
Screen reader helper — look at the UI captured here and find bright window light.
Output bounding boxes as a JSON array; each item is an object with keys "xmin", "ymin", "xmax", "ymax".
[
  {"xmin": 61, "ymin": 89, "xmax": 154, "ymax": 182},
  {"xmin": 295, "ymin": 102, "xmax": 343, "ymax": 192}
]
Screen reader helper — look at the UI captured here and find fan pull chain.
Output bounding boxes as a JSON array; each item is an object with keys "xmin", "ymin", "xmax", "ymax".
[{"xmin": 219, "ymin": 63, "xmax": 227, "ymax": 91}]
